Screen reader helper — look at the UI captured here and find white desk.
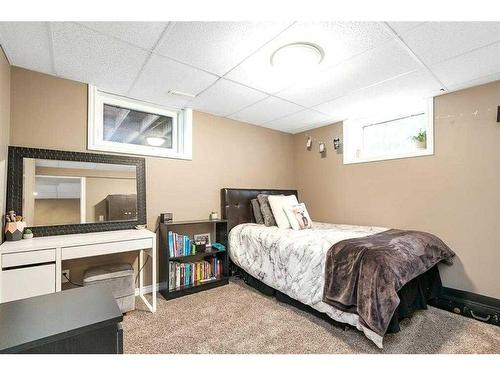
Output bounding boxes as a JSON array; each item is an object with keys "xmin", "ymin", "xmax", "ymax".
[{"xmin": 0, "ymin": 229, "xmax": 157, "ymax": 312}]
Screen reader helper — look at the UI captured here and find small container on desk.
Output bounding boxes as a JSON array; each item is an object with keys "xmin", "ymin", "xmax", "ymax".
[{"xmin": 158, "ymin": 219, "xmax": 229, "ymax": 300}]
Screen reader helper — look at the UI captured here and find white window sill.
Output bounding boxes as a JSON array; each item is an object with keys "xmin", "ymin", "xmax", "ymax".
[
  {"xmin": 89, "ymin": 142, "xmax": 192, "ymax": 160},
  {"xmin": 344, "ymin": 148, "xmax": 434, "ymax": 165}
]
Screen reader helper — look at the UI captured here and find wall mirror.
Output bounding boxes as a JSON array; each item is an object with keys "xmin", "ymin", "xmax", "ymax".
[{"xmin": 7, "ymin": 147, "xmax": 146, "ymax": 236}]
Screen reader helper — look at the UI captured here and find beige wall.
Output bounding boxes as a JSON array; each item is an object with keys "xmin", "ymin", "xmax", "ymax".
[
  {"xmin": 35, "ymin": 199, "xmax": 80, "ymax": 226},
  {"xmin": 0, "ymin": 47, "xmax": 10, "ymax": 240},
  {"xmin": 10, "ymin": 67, "xmax": 296, "ymax": 284},
  {"xmin": 293, "ymin": 80, "xmax": 500, "ymax": 299},
  {"xmin": 35, "ymin": 166, "xmax": 136, "ymax": 179}
]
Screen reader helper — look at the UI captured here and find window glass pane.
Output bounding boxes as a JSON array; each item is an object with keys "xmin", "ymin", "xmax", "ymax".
[
  {"xmin": 103, "ymin": 104, "xmax": 173, "ymax": 149},
  {"xmin": 362, "ymin": 113, "xmax": 426, "ymax": 157}
]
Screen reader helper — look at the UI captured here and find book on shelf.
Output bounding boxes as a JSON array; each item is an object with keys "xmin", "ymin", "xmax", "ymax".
[
  {"xmin": 167, "ymin": 231, "xmax": 194, "ymax": 257},
  {"xmin": 168, "ymin": 257, "xmax": 223, "ymax": 291}
]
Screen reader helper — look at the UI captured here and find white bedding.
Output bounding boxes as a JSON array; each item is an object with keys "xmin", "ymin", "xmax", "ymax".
[{"xmin": 229, "ymin": 221, "xmax": 389, "ymax": 348}]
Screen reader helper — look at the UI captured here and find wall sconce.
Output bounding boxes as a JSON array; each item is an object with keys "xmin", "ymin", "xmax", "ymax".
[
  {"xmin": 306, "ymin": 136, "xmax": 312, "ymax": 150},
  {"xmin": 319, "ymin": 142, "xmax": 326, "ymax": 153},
  {"xmin": 333, "ymin": 138, "xmax": 341, "ymax": 150}
]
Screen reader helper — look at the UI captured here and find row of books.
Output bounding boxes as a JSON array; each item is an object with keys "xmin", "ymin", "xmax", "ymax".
[
  {"xmin": 168, "ymin": 258, "xmax": 223, "ymax": 290},
  {"xmin": 167, "ymin": 231, "xmax": 194, "ymax": 257}
]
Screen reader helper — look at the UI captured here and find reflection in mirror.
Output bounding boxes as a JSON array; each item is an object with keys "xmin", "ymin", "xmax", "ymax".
[{"xmin": 22, "ymin": 159, "xmax": 137, "ymax": 227}]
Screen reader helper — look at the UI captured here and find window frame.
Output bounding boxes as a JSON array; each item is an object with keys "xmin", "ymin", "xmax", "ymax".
[
  {"xmin": 88, "ymin": 85, "xmax": 192, "ymax": 160},
  {"xmin": 343, "ymin": 98, "xmax": 434, "ymax": 165}
]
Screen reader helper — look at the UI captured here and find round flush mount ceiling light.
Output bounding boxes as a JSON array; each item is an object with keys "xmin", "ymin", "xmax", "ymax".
[{"xmin": 270, "ymin": 42, "xmax": 324, "ymax": 72}]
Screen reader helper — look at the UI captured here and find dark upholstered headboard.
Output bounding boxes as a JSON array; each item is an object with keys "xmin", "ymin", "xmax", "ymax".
[{"xmin": 221, "ymin": 188, "xmax": 298, "ymax": 233}]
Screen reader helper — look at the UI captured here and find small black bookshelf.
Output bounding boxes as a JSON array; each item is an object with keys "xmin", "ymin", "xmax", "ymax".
[{"xmin": 159, "ymin": 219, "xmax": 229, "ymax": 300}]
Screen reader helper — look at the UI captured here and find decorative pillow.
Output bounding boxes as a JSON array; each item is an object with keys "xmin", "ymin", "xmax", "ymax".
[
  {"xmin": 268, "ymin": 194, "xmax": 299, "ymax": 229},
  {"xmin": 257, "ymin": 194, "xmax": 280, "ymax": 227},
  {"xmin": 284, "ymin": 203, "xmax": 313, "ymax": 230},
  {"xmin": 251, "ymin": 198, "xmax": 264, "ymax": 224}
]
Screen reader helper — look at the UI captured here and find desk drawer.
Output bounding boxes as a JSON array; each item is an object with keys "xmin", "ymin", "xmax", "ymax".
[
  {"xmin": 2, "ymin": 249, "xmax": 56, "ymax": 269},
  {"xmin": 1, "ymin": 264, "xmax": 56, "ymax": 303},
  {"xmin": 62, "ymin": 238, "xmax": 153, "ymax": 260}
]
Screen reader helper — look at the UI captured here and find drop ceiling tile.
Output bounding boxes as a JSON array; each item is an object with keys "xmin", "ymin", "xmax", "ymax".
[
  {"xmin": 264, "ymin": 109, "xmax": 332, "ymax": 133},
  {"xmin": 277, "ymin": 39, "xmax": 419, "ymax": 107},
  {"xmin": 399, "ymin": 22, "xmax": 500, "ymax": 65},
  {"xmin": 79, "ymin": 22, "xmax": 168, "ymax": 50},
  {"xmin": 226, "ymin": 21, "xmax": 393, "ymax": 93},
  {"xmin": 135, "ymin": 92, "xmax": 191, "ymax": 110},
  {"xmin": 156, "ymin": 22, "xmax": 292, "ymax": 76},
  {"xmin": 189, "ymin": 79, "xmax": 267, "ymax": 117},
  {"xmin": 229, "ymin": 96, "xmax": 303, "ymax": 125},
  {"xmin": 387, "ymin": 22, "xmax": 426, "ymax": 35},
  {"xmin": 129, "ymin": 53, "xmax": 219, "ymax": 109},
  {"xmin": 51, "ymin": 22, "xmax": 149, "ymax": 93},
  {"xmin": 0, "ymin": 22, "xmax": 54, "ymax": 74},
  {"xmin": 431, "ymin": 42, "xmax": 500, "ymax": 88},
  {"xmin": 314, "ymin": 69, "xmax": 442, "ymax": 121}
]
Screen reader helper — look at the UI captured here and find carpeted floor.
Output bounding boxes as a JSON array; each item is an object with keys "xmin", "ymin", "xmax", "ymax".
[{"xmin": 123, "ymin": 278, "xmax": 500, "ymax": 354}]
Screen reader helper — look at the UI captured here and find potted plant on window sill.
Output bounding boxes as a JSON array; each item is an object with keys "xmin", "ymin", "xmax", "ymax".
[{"xmin": 412, "ymin": 129, "xmax": 427, "ymax": 149}]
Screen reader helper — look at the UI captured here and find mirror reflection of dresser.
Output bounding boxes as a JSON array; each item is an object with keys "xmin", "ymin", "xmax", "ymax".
[
  {"xmin": 95, "ymin": 194, "xmax": 138, "ymax": 222},
  {"xmin": 22, "ymin": 158, "xmax": 138, "ymax": 227}
]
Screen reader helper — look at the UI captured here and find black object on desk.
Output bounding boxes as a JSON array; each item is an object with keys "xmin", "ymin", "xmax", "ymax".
[{"xmin": 0, "ymin": 285, "xmax": 123, "ymax": 354}]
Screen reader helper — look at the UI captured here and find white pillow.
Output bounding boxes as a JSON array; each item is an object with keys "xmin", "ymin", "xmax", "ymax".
[
  {"xmin": 284, "ymin": 203, "xmax": 313, "ymax": 230},
  {"xmin": 268, "ymin": 194, "xmax": 299, "ymax": 229}
]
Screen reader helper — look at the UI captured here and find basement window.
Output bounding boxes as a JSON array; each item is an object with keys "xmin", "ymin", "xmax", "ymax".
[
  {"xmin": 88, "ymin": 86, "xmax": 192, "ymax": 159},
  {"xmin": 343, "ymin": 98, "xmax": 434, "ymax": 164}
]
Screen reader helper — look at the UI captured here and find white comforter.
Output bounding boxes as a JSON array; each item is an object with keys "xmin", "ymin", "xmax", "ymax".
[{"xmin": 229, "ymin": 221, "xmax": 389, "ymax": 348}]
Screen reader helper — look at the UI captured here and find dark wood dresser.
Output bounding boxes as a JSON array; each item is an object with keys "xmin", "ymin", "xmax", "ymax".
[
  {"xmin": 95, "ymin": 194, "xmax": 138, "ymax": 221},
  {"xmin": 0, "ymin": 285, "xmax": 123, "ymax": 354}
]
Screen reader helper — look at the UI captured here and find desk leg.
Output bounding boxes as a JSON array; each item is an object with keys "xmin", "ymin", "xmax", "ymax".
[
  {"xmin": 55, "ymin": 247, "xmax": 62, "ymax": 292},
  {"xmin": 139, "ymin": 249, "xmax": 144, "ymax": 295},
  {"xmin": 138, "ymin": 247, "xmax": 156, "ymax": 313},
  {"xmin": 151, "ymin": 240, "xmax": 157, "ymax": 312}
]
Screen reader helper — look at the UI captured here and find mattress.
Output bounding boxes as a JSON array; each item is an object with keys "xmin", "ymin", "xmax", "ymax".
[{"xmin": 228, "ymin": 221, "xmax": 389, "ymax": 348}]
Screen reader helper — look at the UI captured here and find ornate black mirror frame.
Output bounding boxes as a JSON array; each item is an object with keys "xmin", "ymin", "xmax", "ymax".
[{"xmin": 6, "ymin": 146, "xmax": 147, "ymax": 237}]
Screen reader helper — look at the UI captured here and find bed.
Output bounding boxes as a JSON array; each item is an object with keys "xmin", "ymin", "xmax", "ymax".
[{"xmin": 221, "ymin": 188, "xmax": 452, "ymax": 348}]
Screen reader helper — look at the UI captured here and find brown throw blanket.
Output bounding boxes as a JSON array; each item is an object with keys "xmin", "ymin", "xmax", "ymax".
[{"xmin": 322, "ymin": 229, "xmax": 455, "ymax": 337}]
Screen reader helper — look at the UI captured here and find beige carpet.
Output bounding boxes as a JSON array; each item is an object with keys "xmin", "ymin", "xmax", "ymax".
[{"xmin": 123, "ymin": 278, "xmax": 500, "ymax": 354}]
